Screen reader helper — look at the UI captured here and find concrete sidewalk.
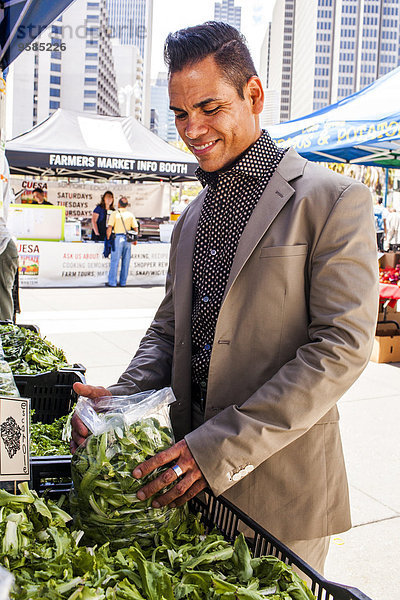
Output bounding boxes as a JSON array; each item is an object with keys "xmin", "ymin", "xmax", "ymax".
[{"xmin": 18, "ymin": 286, "xmax": 400, "ymax": 600}]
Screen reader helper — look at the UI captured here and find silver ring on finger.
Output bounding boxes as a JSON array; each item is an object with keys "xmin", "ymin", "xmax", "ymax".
[{"xmin": 171, "ymin": 463, "xmax": 183, "ymax": 479}]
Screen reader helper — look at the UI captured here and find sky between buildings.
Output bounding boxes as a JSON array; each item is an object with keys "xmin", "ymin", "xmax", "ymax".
[{"xmin": 151, "ymin": 0, "xmax": 275, "ymax": 78}]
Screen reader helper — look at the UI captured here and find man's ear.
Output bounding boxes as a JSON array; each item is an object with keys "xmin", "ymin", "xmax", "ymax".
[{"xmin": 246, "ymin": 76, "xmax": 264, "ymax": 115}]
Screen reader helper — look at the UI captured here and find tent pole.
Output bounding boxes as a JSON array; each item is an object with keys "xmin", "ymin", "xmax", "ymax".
[{"xmin": 384, "ymin": 168, "xmax": 389, "ymax": 206}]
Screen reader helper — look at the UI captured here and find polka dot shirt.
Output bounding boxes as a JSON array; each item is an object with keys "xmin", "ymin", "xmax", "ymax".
[{"xmin": 191, "ymin": 130, "xmax": 286, "ymax": 387}]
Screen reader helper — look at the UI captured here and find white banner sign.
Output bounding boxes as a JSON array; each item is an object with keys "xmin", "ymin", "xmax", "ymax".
[
  {"xmin": 10, "ymin": 179, "xmax": 171, "ymax": 219},
  {"xmin": 0, "ymin": 396, "xmax": 30, "ymax": 482},
  {"xmin": 17, "ymin": 241, "xmax": 170, "ymax": 287}
]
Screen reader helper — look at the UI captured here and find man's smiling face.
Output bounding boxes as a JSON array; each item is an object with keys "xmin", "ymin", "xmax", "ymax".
[{"xmin": 169, "ymin": 55, "xmax": 263, "ymax": 172}]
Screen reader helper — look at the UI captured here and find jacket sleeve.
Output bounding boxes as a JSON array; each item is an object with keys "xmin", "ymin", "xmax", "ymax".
[
  {"xmin": 107, "ymin": 220, "xmax": 181, "ymax": 396},
  {"xmin": 185, "ymin": 182, "xmax": 379, "ymax": 496}
]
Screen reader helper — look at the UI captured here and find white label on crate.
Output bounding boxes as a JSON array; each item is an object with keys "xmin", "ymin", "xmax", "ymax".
[{"xmin": 0, "ymin": 396, "xmax": 30, "ymax": 481}]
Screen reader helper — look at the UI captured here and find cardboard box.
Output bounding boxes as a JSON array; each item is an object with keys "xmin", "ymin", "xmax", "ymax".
[
  {"xmin": 371, "ymin": 323, "xmax": 400, "ymax": 363},
  {"xmin": 379, "ymin": 252, "xmax": 400, "ymax": 268},
  {"xmin": 378, "ymin": 310, "xmax": 400, "ymax": 325}
]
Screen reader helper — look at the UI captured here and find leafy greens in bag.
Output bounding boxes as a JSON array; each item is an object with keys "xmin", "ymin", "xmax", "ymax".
[
  {"xmin": 0, "ymin": 336, "xmax": 19, "ymax": 397},
  {"xmin": 71, "ymin": 387, "xmax": 183, "ymax": 547}
]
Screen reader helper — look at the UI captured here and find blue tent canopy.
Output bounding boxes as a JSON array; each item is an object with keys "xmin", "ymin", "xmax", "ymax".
[
  {"xmin": 268, "ymin": 66, "xmax": 400, "ymax": 169},
  {"xmin": 0, "ymin": 0, "xmax": 75, "ymax": 70}
]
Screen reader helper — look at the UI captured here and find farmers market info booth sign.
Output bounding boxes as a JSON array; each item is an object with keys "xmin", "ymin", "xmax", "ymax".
[
  {"xmin": 0, "ymin": 397, "xmax": 30, "ymax": 482},
  {"xmin": 7, "ymin": 152, "xmax": 194, "ymax": 178}
]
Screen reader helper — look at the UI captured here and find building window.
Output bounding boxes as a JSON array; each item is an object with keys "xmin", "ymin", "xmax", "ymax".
[
  {"xmin": 87, "ymin": 2, "xmax": 100, "ymax": 7},
  {"xmin": 50, "ymin": 88, "xmax": 60, "ymax": 97},
  {"xmin": 51, "ymin": 51, "xmax": 62, "ymax": 60},
  {"xmin": 85, "ymin": 52, "xmax": 98, "ymax": 60},
  {"xmin": 49, "ymin": 101, "xmax": 60, "ymax": 109},
  {"xmin": 52, "ymin": 25, "xmax": 63, "ymax": 34},
  {"xmin": 84, "ymin": 90, "xmax": 97, "ymax": 97},
  {"xmin": 86, "ymin": 40, "xmax": 98, "ymax": 47},
  {"xmin": 51, "ymin": 63, "xmax": 61, "ymax": 72},
  {"xmin": 84, "ymin": 102, "xmax": 97, "ymax": 110},
  {"xmin": 85, "ymin": 64, "xmax": 97, "ymax": 72},
  {"xmin": 84, "ymin": 77, "xmax": 97, "ymax": 85},
  {"xmin": 50, "ymin": 75, "xmax": 61, "ymax": 85}
]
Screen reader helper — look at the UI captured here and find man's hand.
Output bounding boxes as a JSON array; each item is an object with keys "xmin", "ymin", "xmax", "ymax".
[
  {"xmin": 133, "ymin": 439, "xmax": 207, "ymax": 508},
  {"xmin": 70, "ymin": 383, "xmax": 111, "ymax": 453}
]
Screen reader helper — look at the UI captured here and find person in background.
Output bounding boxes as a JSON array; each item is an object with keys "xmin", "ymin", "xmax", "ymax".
[
  {"xmin": 386, "ymin": 207, "xmax": 400, "ymax": 250},
  {"xmin": 374, "ymin": 196, "xmax": 388, "ymax": 251},
  {"xmin": 32, "ymin": 187, "xmax": 53, "ymax": 205},
  {"xmin": 91, "ymin": 190, "xmax": 114, "ymax": 242},
  {"xmin": 0, "ymin": 159, "xmax": 19, "ymax": 321},
  {"xmin": 106, "ymin": 197, "xmax": 138, "ymax": 287}
]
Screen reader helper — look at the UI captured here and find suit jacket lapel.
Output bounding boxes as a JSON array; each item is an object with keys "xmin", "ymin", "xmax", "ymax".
[
  {"xmin": 222, "ymin": 148, "xmax": 307, "ymax": 304},
  {"xmin": 174, "ymin": 188, "xmax": 207, "ymax": 343}
]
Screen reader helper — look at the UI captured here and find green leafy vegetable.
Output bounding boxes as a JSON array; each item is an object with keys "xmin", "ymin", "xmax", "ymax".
[
  {"xmin": 0, "ymin": 486, "xmax": 316, "ymax": 600},
  {"xmin": 30, "ymin": 411, "xmax": 71, "ymax": 456},
  {"xmin": 0, "ymin": 335, "xmax": 20, "ymax": 397},
  {"xmin": 71, "ymin": 414, "xmax": 182, "ymax": 547},
  {"xmin": 0, "ymin": 323, "xmax": 69, "ymax": 374}
]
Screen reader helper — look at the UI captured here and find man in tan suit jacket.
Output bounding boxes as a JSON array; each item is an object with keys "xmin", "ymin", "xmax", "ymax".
[{"xmin": 72, "ymin": 22, "xmax": 378, "ymax": 572}]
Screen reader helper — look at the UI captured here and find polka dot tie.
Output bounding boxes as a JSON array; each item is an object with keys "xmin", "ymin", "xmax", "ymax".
[{"xmin": 191, "ymin": 131, "xmax": 287, "ymax": 387}]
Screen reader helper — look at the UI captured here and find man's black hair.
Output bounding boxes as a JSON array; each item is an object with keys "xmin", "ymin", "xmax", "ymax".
[
  {"xmin": 164, "ymin": 21, "xmax": 257, "ymax": 99},
  {"xmin": 377, "ymin": 197, "xmax": 383, "ymax": 204},
  {"xmin": 32, "ymin": 187, "xmax": 44, "ymax": 195}
]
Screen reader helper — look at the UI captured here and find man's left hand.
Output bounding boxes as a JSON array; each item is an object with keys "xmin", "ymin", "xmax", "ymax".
[{"xmin": 133, "ymin": 439, "xmax": 207, "ymax": 508}]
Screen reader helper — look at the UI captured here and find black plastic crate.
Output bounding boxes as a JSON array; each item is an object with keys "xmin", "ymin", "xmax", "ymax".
[
  {"xmin": 15, "ymin": 323, "xmax": 40, "ymax": 333},
  {"xmin": 30, "ymin": 455, "xmax": 72, "ymax": 496},
  {"xmin": 16, "ymin": 366, "xmax": 86, "ymax": 423},
  {"xmin": 29, "ymin": 458, "xmax": 373, "ymax": 600},
  {"xmin": 191, "ymin": 494, "xmax": 373, "ymax": 600}
]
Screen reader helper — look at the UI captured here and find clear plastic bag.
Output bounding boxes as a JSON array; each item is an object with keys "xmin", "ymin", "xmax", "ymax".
[
  {"xmin": 70, "ymin": 387, "xmax": 183, "ymax": 547},
  {"xmin": 0, "ymin": 336, "xmax": 19, "ymax": 397},
  {"xmin": 0, "ymin": 566, "xmax": 14, "ymax": 600}
]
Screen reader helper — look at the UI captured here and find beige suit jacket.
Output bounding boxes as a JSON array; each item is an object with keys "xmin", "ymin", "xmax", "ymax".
[{"xmin": 109, "ymin": 148, "xmax": 379, "ymax": 541}]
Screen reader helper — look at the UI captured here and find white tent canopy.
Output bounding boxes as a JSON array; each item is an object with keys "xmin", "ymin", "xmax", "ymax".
[{"xmin": 6, "ymin": 109, "xmax": 198, "ymax": 181}]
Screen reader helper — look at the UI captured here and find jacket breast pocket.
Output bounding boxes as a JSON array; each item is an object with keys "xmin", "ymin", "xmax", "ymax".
[{"xmin": 259, "ymin": 244, "xmax": 308, "ymax": 258}]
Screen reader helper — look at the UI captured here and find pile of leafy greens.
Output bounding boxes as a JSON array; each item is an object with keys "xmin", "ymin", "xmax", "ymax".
[
  {"xmin": 0, "ymin": 323, "xmax": 69, "ymax": 374},
  {"xmin": 0, "ymin": 483, "xmax": 315, "ymax": 600},
  {"xmin": 30, "ymin": 411, "xmax": 71, "ymax": 456}
]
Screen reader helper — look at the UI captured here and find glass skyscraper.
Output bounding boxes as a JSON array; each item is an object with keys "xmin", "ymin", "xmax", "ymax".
[
  {"xmin": 214, "ymin": 0, "xmax": 242, "ymax": 31},
  {"xmin": 267, "ymin": 0, "xmax": 400, "ymax": 121},
  {"xmin": 107, "ymin": 0, "xmax": 148, "ymax": 56}
]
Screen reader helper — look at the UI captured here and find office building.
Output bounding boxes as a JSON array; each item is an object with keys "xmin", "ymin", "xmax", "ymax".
[
  {"xmin": 6, "ymin": 0, "xmax": 120, "ymax": 139},
  {"xmin": 150, "ymin": 72, "xmax": 178, "ymax": 143},
  {"xmin": 112, "ymin": 41, "xmax": 144, "ymax": 120},
  {"xmin": 260, "ymin": 89, "xmax": 280, "ymax": 127},
  {"xmin": 107, "ymin": 0, "xmax": 153, "ymax": 126},
  {"xmin": 150, "ymin": 108, "xmax": 159, "ymax": 135},
  {"xmin": 214, "ymin": 0, "xmax": 242, "ymax": 30},
  {"xmin": 265, "ymin": 0, "xmax": 400, "ymax": 122}
]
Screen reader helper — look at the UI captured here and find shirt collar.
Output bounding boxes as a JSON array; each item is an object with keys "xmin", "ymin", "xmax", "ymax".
[{"xmin": 195, "ymin": 130, "xmax": 284, "ymax": 188}]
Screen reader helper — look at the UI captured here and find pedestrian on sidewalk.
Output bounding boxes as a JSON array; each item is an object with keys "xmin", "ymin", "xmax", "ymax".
[
  {"xmin": 374, "ymin": 197, "xmax": 388, "ymax": 251},
  {"xmin": 0, "ymin": 158, "xmax": 19, "ymax": 321},
  {"xmin": 106, "ymin": 197, "xmax": 138, "ymax": 287}
]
